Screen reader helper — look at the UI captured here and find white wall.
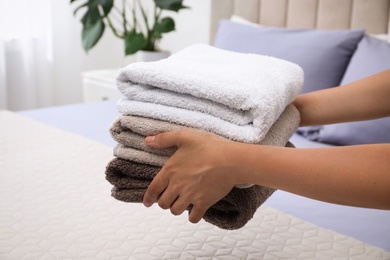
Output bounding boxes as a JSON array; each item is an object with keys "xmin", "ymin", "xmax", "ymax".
[
  {"xmin": 160, "ymin": 0, "xmax": 211, "ymax": 53},
  {"xmin": 51, "ymin": 1, "xmax": 126, "ymax": 106},
  {"xmin": 52, "ymin": 0, "xmax": 212, "ymax": 106}
]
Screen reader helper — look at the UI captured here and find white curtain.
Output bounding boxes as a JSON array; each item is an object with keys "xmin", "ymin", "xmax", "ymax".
[
  {"xmin": 0, "ymin": 0, "xmax": 53, "ymax": 111},
  {"xmin": 0, "ymin": 0, "xmax": 203, "ymax": 111}
]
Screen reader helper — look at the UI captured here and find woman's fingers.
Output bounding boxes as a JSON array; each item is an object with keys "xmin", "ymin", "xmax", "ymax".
[
  {"xmin": 143, "ymin": 168, "xmax": 169, "ymax": 207},
  {"xmin": 145, "ymin": 130, "xmax": 187, "ymax": 149},
  {"xmin": 143, "ymin": 129, "xmax": 236, "ymax": 223},
  {"xmin": 169, "ymin": 198, "xmax": 188, "ymax": 216},
  {"xmin": 157, "ymin": 186, "xmax": 179, "ymax": 210},
  {"xmin": 188, "ymin": 204, "xmax": 209, "ymax": 224}
]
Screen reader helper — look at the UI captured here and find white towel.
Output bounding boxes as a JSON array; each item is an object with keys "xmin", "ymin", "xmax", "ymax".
[
  {"xmin": 112, "ymin": 104, "xmax": 301, "ymax": 188},
  {"xmin": 116, "ymin": 44, "xmax": 303, "ymax": 143}
]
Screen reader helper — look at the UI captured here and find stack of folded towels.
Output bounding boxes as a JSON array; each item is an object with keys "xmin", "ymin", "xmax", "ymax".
[{"xmin": 105, "ymin": 44, "xmax": 304, "ymax": 230}]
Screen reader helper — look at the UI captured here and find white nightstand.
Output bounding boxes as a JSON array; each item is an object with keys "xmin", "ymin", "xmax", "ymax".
[{"xmin": 81, "ymin": 69, "xmax": 123, "ymax": 102}]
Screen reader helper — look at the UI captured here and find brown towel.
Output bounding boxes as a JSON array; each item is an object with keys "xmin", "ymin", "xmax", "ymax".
[
  {"xmin": 106, "ymin": 105, "xmax": 299, "ymax": 228},
  {"xmin": 105, "ymin": 142, "xmax": 295, "ymax": 230},
  {"xmin": 110, "ymin": 104, "xmax": 300, "ymax": 150},
  {"xmin": 110, "ymin": 104, "xmax": 300, "ymax": 186}
]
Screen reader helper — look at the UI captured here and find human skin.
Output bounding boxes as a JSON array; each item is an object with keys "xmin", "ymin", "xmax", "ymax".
[{"xmin": 143, "ymin": 69, "xmax": 390, "ymax": 224}]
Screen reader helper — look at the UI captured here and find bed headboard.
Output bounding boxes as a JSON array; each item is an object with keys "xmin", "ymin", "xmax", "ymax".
[{"xmin": 210, "ymin": 0, "xmax": 390, "ymax": 42}]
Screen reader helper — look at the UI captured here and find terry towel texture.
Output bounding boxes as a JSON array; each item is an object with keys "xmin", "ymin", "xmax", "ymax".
[
  {"xmin": 116, "ymin": 44, "xmax": 304, "ymax": 143},
  {"xmin": 110, "ymin": 104, "xmax": 300, "ymax": 167},
  {"xmin": 106, "ymin": 105, "xmax": 300, "ymax": 229},
  {"xmin": 106, "ymin": 142, "xmax": 295, "ymax": 230},
  {"xmin": 105, "ymin": 44, "xmax": 303, "ymax": 230}
]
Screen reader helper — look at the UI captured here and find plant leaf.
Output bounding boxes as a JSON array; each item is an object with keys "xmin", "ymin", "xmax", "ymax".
[
  {"xmin": 81, "ymin": 7, "xmax": 101, "ymax": 25},
  {"xmin": 154, "ymin": 17, "xmax": 175, "ymax": 33},
  {"xmin": 71, "ymin": 0, "xmax": 114, "ymax": 52},
  {"xmin": 82, "ymin": 19, "xmax": 105, "ymax": 52},
  {"xmin": 125, "ymin": 31, "xmax": 147, "ymax": 55},
  {"xmin": 99, "ymin": 0, "xmax": 114, "ymax": 16},
  {"xmin": 87, "ymin": 0, "xmax": 101, "ymax": 9},
  {"xmin": 154, "ymin": 0, "xmax": 189, "ymax": 12},
  {"xmin": 72, "ymin": 0, "xmax": 112, "ymax": 16},
  {"xmin": 73, "ymin": 2, "xmax": 88, "ymax": 16}
]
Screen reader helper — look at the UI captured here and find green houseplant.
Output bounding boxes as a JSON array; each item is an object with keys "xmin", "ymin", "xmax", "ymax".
[{"xmin": 71, "ymin": 0, "xmax": 188, "ymax": 56}]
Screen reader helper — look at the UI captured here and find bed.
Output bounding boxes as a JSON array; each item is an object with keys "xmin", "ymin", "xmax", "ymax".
[{"xmin": 1, "ymin": 0, "xmax": 390, "ymax": 259}]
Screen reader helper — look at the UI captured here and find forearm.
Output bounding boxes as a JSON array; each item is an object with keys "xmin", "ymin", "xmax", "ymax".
[
  {"xmin": 144, "ymin": 129, "xmax": 390, "ymax": 222},
  {"xmin": 228, "ymin": 143, "xmax": 390, "ymax": 209},
  {"xmin": 294, "ymin": 69, "xmax": 390, "ymax": 126}
]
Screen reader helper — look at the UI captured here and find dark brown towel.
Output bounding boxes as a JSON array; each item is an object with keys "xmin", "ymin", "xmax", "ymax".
[
  {"xmin": 106, "ymin": 157, "xmax": 275, "ymax": 230},
  {"xmin": 106, "ymin": 142, "xmax": 296, "ymax": 230},
  {"xmin": 110, "ymin": 106, "xmax": 300, "ymax": 189},
  {"xmin": 106, "ymin": 158, "xmax": 158, "ymax": 190}
]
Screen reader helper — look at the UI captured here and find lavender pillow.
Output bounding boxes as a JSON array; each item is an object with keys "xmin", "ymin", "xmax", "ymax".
[
  {"xmin": 214, "ymin": 20, "xmax": 364, "ymax": 94},
  {"xmin": 309, "ymin": 119, "xmax": 390, "ymax": 145},
  {"xmin": 308, "ymin": 36, "xmax": 390, "ymax": 145},
  {"xmin": 340, "ymin": 36, "xmax": 390, "ymax": 84}
]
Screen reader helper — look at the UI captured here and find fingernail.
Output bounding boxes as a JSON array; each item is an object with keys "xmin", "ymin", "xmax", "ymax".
[
  {"xmin": 145, "ymin": 136, "xmax": 155, "ymax": 144},
  {"xmin": 143, "ymin": 200, "xmax": 153, "ymax": 207}
]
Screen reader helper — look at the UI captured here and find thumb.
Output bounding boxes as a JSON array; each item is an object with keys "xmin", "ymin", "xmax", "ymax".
[{"xmin": 145, "ymin": 131, "xmax": 184, "ymax": 149}]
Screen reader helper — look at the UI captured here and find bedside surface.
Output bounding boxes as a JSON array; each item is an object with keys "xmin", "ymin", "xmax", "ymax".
[
  {"xmin": 81, "ymin": 69, "xmax": 120, "ymax": 85},
  {"xmin": 82, "ymin": 69, "xmax": 123, "ymax": 102}
]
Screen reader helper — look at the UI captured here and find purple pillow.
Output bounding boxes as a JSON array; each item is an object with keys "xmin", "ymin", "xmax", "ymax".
[
  {"xmin": 340, "ymin": 36, "xmax": 390, "ymax": 84},
  {"xmin": 214, "ymin": 20, "xmax": 364, "ymax": 94},
  {"xmin": 301, "ymin": 36, "xmax": 390, "ymax": 145},
  {"xmin": 310, "ymin": 119, "xmax": 390, "ymax": 145}
]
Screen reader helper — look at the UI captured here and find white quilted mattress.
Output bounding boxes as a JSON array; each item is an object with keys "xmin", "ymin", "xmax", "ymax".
[{"xmin": 0, "ymin": 111, "xmax": 389, "ymax": 260}]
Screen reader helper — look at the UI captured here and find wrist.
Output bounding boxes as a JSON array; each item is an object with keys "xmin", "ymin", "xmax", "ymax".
[{"xmin": 223, "ymin": 142, "xmax": 265, "ymax": 186}]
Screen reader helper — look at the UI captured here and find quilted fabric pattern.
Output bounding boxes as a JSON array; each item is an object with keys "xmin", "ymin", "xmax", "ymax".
[{"xmin": 0, "ymin": 111, "xmax": 389, "ymax": 259}]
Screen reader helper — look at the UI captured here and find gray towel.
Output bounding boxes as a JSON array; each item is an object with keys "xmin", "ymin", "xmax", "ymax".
[
  {"xmin": 111, "ymin": 104, "xmax": 300, "ymax": 167},
  {"xmin": 106, "ymin": 104, "xmax": 300, "ymax": 228},
  {"xmin": 105, "ymin": 142, "xmax": 295, "ymax": 230}
]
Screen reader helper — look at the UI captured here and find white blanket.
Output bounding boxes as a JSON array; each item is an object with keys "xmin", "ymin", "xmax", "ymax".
[
  {"xmin": 1, "ymin": 111, "xmax": 389, "ymax": 259},
  {"xmin": 116, "ymin": 44, "xmax": 304, "ymax": 143}
]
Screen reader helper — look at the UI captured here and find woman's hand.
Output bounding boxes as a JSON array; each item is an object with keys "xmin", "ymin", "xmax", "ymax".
[{"xmin": 142, "ymin": 129, "xmax": 237, "ymax": 223}]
